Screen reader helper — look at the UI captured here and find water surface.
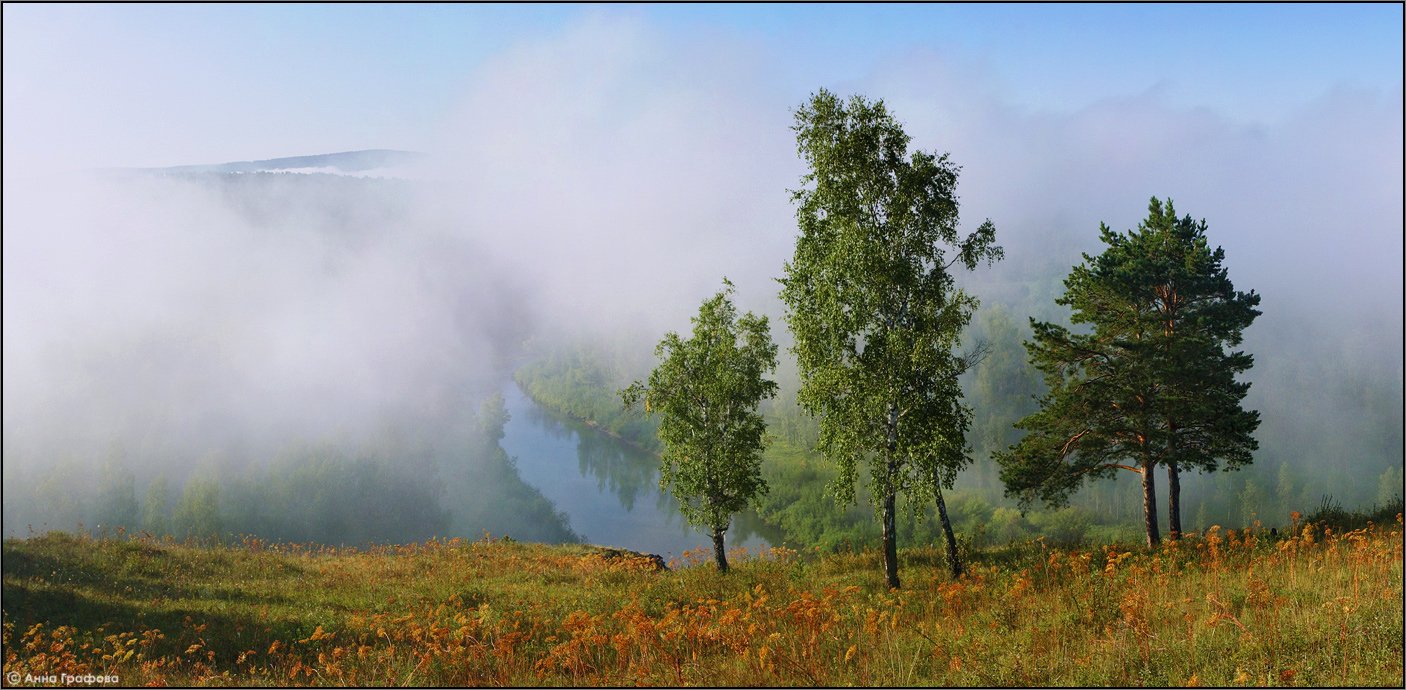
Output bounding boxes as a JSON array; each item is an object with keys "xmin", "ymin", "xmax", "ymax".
[{"xmin": 499, "ymin": 381, "xmax": 776, "ymax": 559}]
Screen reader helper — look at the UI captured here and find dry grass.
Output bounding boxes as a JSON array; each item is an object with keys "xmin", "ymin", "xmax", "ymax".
[{"xmin": 3, "ymin": 516, "xmax": 1402, "ymax": 686}]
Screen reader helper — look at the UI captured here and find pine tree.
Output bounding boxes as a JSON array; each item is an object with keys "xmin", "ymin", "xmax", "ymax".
[{"xmin": 999, "ymin": 198, "xmax": 1260, "ymax": 547}]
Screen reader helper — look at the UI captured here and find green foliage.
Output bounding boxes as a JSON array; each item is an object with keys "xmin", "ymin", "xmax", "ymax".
[
  {"xmin": 1239, "ymin": 478, "xmax": 1269, "ymax": 526},
  {"xmin": 478, "ymin": 393, "xmax": 511, "ymax": 443},
  {"xmin": 516, "ymin": 344, "xmax": 661, "ymax": 452},
  {"xmin": 511, "ymin": 329, "xmax": 1385, "ymax": 553},
  {"xmin": 172, "ymin": 477, "xmax": 222, "ymax": 543},
  {"xmin": 219, "ymin": 449, "xmax": 452, "ymax": 546},
  {"xmin": 140, "ymin": 477, "xmax": 169, "ymax": 537},
  {"xmin": 1028, "ymin": 506, "xmax": 1094, "ymax": 546},
  {"xmin": 752, "ymin": 440, "xmax": 879, "ymax": 550},
  {"xmin": 18, "ymin": 385, "xmax": 578, "ymax": 549},
  {"xmin": 442, "ymin": 415, "xmax": 580, "ymax": 545},
  {"xmin": 1304, "ymin": 493, "xmax": 1403, "ymax": 532},
  {"xmin": 960, "ymin": 306, "xmax": 1043, "ymax": 494},
  {"xmin": 92, "ymin": 461, "xmax": 138, "ymax": 533},
  {"xmin": 1376, "ymin": 465, "xmax": 1403, "ymax": 508},
  {"xmin": 515, "ymin": 337, "xmax": 1161, "ymax": 554},
  {"xmin": 28, "ymin": 460, "xmax": 87, "ymax": 534},
  {"xmin": 999, "ymin": 198, "xmax": 1261, "ymax": 543},
  {"xmin": 779, "ymin": 89, "xmax": 1000, "ymax": 585},
  {"xmin": 764, "ymin": 363, "xmax": 822, "ymax": 450},
  {"xmin": 622, "ymin": 280, "xmax": 779, "ymax": 554},
  {"xmin": 780, "ymin": 89, "xmax": 1001, "ymax": 505}
]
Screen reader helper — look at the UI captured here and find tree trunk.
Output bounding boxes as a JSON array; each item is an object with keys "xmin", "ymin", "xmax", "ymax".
[
  {"xmin": 882, "ymin": 402, "xmax": 901, "ymax": 589},
  {"xmin": 934, "ymin": 484, "xmax": 962, "ymax": 578},
  {"xmin": 1141, "ymin": 458, "xmax": 1161, "ymax": 548},
  {"xmin": 712, "ymin": 526, "xmax": 729, "ymax": 573},
  {"xmin": 1166, "ymin": 459, "xmax": 1182, "ymax": 540},
  {"xmin": 882, "ymin": 487, "xmax": 900, "ymax": 589}
]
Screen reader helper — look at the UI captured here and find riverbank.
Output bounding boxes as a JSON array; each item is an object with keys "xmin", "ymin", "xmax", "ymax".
[
  {"xmin": 512, "ymin": 375, "xmax": 661, "ymax": 457},
  {"xmin": 498, "ymin": 377, "xmax": 780, "ymax": 557},
  {"xmin": 510, "ymin": 356, "xmax": 994, "ymax": 552},
  {"xmin": 513, "ymin": 357, "xmax": 662, "ymax": 453}
]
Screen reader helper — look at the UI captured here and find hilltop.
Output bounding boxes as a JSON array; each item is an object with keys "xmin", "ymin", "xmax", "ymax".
[
  {"xmin": 3, "ymin": 517, "xmax": 1401, "ymax": 687},
  {"xmin": 115, "ymin": 149, "xmax": 428, "ymax": 178}
]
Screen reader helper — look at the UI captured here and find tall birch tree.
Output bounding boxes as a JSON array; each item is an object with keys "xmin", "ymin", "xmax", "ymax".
[{"xmin": 779, "ymin": 90, "xmax": 1000, "ymax": 587}]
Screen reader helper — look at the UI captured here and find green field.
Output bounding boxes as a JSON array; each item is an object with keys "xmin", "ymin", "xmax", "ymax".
[{"xmin": 3, "ymin": 515, "xmax": 1401, "ymax": 687}]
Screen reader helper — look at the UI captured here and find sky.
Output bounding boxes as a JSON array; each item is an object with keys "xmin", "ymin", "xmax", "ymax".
[
  {"xmin": 3, "ymin": 3, "xmax": 1401, "ymax": 172},
  {"xmin": 2, "ymin": 3, "xmax": 1402, "ymax": 506}
]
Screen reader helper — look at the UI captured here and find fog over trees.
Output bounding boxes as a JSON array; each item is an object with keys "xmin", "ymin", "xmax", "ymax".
[{"xmin": 2, "ymin": 8, "xmax": 1400, "ymax": 549}]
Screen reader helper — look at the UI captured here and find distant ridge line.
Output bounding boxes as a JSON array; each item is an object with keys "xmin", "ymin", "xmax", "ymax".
[{"xmin": 130, "ymin": 149, "xmax": 426, "ymax": 175}]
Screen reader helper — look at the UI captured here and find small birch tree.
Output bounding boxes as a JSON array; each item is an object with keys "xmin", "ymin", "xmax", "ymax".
[{"xmin": 621, "ymin": 279, "xmax": 778, "ymax": 572}]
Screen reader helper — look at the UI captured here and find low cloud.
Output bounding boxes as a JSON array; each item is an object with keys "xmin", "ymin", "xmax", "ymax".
[{"xmin": 2, "ymin": 12, "xmax": 1399, "ymax": 527}]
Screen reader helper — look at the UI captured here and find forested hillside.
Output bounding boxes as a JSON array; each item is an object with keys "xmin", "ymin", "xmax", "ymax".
[{"xmin": 513, "ymin": 293, "xmax": 1404, "ymax": 554}]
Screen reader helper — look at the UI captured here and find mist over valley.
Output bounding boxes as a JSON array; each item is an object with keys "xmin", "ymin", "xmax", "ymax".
[
  {"xmin": 3, "ymin": 7, "xmax": 1402, "ymax": 687},
  {"xmin": 2, "ymin": 1, "xmax": 1400, "ymax": 559}
]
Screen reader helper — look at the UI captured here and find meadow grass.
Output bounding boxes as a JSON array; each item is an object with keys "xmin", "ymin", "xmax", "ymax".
[{"xmin": 3, "ymin": 516, "xmax": 1401, "ymax": 687}]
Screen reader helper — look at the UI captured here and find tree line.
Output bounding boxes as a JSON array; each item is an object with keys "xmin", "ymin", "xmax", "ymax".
[{"xmin": 624, "ymin": 89, "xmax": 1264, "ymax": 587}]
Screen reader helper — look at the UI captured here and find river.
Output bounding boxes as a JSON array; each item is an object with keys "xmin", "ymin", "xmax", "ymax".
[{"xmin": 498, "ymin": 381, "xmax": 778, "ymax": 559}]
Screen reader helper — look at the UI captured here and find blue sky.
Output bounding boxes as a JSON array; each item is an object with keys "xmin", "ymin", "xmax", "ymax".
[
  {"xmin": 3, "ymin": 3, "xmax": 1401, "ymax": 170},
  {"xmin": 652, "ymin": 3, "xmax": 1403, "ymax": 116},
  {"xmin": 3, "ymin": 2, "xmax": 1400, "ymax": 320}
]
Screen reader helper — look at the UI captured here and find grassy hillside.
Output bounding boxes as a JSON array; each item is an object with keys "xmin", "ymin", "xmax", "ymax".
[{"xmin": 3, "ymin": 518, "xmax": 1401, "ymax": 687}]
